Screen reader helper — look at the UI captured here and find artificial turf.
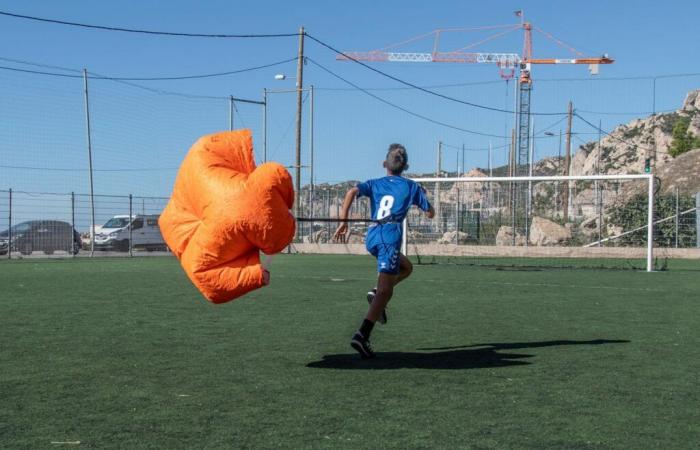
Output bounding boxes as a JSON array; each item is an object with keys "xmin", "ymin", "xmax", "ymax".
[{"xmin": 1, "ymin": 255, "xmax": 698, "ymax": 449}]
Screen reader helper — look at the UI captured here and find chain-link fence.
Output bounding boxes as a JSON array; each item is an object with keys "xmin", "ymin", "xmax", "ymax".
[{"xmin": 0, "ymin": 189, "xmax": 167, "ymax": 258}]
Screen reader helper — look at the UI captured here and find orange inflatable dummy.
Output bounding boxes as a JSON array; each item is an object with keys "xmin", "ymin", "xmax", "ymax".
[{"xmin": 159, "ymin": 130, "xmax": 295, "ymax": 303}]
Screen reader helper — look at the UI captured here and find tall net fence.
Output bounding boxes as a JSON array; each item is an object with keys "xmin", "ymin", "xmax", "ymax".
[
  {"xmin": 0, "ymin": 189, "xmax": 167, "ymax": 258},
  {"xmin": 1, "ymin": 45, "xmax": 699, "ymax": 265},
  {"xmin": 292, "ymin": 176, "xmax": 698, "ymax": 270}
]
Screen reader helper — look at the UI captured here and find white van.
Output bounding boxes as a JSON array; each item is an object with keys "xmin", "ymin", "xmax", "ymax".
[{"xmin": 94, "ymin": 214, "xmax": 166, "ymax": 252}]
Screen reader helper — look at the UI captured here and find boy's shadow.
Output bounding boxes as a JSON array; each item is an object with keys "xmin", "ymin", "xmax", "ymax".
[{"xmin": 306, "ymin": 339, "xmax": 629, "ymax": 370}]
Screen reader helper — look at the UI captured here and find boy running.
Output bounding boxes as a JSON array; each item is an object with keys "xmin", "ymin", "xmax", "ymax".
[{"xmin": 333, "ymin": 144, "xmax": 434, "ymax": 359}]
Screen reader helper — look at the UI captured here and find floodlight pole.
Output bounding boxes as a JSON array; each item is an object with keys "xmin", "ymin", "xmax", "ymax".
[
  {"xmin": 83, "ymin": 69, "xmax": 96, "ymax": 257},
  {"xmin": 294, "ymin": 27, "xmax": 305, "ymax": 217}
]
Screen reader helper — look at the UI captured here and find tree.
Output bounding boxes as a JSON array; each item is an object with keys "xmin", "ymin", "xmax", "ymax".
[
  {"xmin": 669, "ymin": 116, "xmax": 700, "ymax": 157},
  {"xmin": 607, "ymin": 193, "xmax": 697, "ymax": 247}
]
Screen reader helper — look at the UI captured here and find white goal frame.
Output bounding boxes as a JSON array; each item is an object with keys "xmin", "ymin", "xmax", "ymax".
[{"xmin": 407, "ymin": 174, "xmax": 655, "ymax": 272}]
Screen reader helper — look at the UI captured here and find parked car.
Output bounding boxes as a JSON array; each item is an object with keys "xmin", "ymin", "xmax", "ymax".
[
  {"xmin": 93, "ymin": 214, "xmax": 166, "ymax": 251},
  {"xmin": 0, "ymin": 220, "xmax": 81, "ymax": 255}
]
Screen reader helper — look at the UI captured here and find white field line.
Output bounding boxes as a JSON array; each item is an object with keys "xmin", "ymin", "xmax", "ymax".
[{"xmin": 272, "ymin": 274, "xmax": 680, "ymax": 294}]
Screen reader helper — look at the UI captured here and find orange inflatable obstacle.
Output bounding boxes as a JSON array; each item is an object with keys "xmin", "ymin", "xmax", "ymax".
[{"xmin": 159, "ymin": 130, "xmax": 295, "ymax": 303}]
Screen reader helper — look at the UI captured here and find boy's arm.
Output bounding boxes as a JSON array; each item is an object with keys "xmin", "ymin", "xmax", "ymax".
[
  {"xmin": 425, "ymin": 204, "xmax": 435, "ymax": 219},
  {"xmin": 332, "ymin": 187, "xmax": 359, "ymax": 242},
  {"xmin": 413, "ymin": 184, "xmax": 435, "ymax": 219}
]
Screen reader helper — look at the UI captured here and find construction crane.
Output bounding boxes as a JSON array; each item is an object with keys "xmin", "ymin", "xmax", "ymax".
[{"xmin": 337, "ymin": 12, "xmax": 614, "ymax": 177}]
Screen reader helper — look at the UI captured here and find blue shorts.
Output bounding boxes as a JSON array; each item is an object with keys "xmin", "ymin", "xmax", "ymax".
[{"xmin": 366, "ymin": 223, "xmax": 402, "ymax": 275}]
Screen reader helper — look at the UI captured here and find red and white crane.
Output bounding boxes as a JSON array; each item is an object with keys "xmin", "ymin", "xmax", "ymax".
[{"xmin": 337, "ymin": 11, "xmax": 614, "ymax": 174}]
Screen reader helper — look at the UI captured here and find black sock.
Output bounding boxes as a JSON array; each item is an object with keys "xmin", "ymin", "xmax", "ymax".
[{"xmin": 359, "ymin": 319, "xmax": 374, "ymax": 339}]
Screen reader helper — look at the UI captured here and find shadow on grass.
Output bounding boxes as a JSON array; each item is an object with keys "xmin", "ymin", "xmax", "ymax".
[{"xmin": 307, "ymin": 339, "xmax": 629, "ymax": 370}]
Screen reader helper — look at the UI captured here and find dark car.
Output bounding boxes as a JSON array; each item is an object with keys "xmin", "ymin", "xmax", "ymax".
[{"xmin": 0, "ymin": 220, "xmax": 81, "ymax": 255}]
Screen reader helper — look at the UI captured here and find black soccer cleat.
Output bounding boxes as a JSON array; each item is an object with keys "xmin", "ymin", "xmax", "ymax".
[
  {"xmin": 351, "ymin": 332, "xmax": 375, "ymax": 359},
  {"xmin": 367, "ymin": 288, "xmax": 387, "ymax": 325}
]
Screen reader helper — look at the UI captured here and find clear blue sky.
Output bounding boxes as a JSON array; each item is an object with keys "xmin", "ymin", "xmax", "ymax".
[{"xmin": 1, "ymin": 0, "xmax": 699, "ymax": 201}]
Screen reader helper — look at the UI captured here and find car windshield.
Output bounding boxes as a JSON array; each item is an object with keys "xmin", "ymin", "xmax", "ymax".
[
  {"xmin": 0, "ymin": 222, "xmax": 32, "ymax": 237},
  {"xmin": 102, "ymin": 218, "xmax": 131, "ymax": 228}
]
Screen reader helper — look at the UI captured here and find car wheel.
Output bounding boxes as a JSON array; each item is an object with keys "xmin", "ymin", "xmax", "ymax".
[{"xmin": 117, "ymin": 239, "xmax": 130, "ymax": 252}]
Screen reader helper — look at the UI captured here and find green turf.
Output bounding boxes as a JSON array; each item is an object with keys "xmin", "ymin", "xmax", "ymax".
[{"xmin": 1, "ymin": 255, "xmax": 699, "ymax": 449}]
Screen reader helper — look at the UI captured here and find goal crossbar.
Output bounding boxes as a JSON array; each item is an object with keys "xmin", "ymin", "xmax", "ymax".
[{"xmin": 409, "ymin": 174, "xmax": 655, "ymax": 272}]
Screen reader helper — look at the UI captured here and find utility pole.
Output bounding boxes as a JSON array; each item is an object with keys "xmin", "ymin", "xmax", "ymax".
[
  {"xmin": 563, "ymin": 101, "xmax": 573, "ymax": 223},
  {"xmin": 294, "ymin": 26, "xmax": 305, "ymax": 217},
  {"xmin": 83, "ymin": 69, "xmax": 96, "ymax": 257}
]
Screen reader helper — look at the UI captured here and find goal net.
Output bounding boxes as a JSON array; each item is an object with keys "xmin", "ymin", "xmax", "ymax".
[
  {"xmin": 292, "ymin": 174, "xmax": 670, "ymax": 271},
  {"xmin": 405, "ymin": 174, "xmax": 659, "ymax": 271}
]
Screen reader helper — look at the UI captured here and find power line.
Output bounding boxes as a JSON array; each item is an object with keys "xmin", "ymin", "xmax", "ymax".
[
  {"xmin": 305, "ymin": 33, "xmax": 567, "ymax": 116},
  {"xmin": 0, "ymin": 10, "xmax": 298, "ymax": 38},
  {"xmin": 0, "ymin": 55, "xmax": 297, "ymax": 81},
  {"xmin": 0, "ymin": 65, "xmax": 81, "ymax": 78},
  {"xmin": 307, "ymin": 57, "xmax": 508, "ymax": 139},
  {"xmin": 574, "ymin": 112, "xmax": 655, "ymax": 152},
  {"xmin": 0, "ymin": 164, "xmax": 178, "ymax": 172},
  {"xmin": 92, "ymin": 57, "xmax": 298, "ymax": 81}
]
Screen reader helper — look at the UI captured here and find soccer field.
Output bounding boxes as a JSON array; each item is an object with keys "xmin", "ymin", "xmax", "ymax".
[{"xmin": 1, "ymin": 255, "xmax": 699, "ymax": 449}]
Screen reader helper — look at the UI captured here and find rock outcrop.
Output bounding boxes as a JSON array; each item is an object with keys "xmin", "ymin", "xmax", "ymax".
[
  {"xmin": 529, "ymin": 217, "xmax": 572, "ymax": 246},
  {"xmin": 496, "ymin": 226, "xmax": 526, "ymax": 246}
]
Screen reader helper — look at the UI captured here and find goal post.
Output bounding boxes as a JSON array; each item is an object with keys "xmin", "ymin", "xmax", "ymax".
[{"xmin": 407, "ymin": 173, "xmax": 656, "ymax": 272}]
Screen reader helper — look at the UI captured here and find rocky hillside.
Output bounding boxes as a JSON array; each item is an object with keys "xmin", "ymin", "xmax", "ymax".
[{"xmin": 569, "ymin": 90, "xmax": 700, "ymax": 181}]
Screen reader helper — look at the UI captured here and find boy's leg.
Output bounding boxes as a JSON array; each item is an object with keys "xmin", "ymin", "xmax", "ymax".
[
  {"xmin": 366, "ymin": 272, "xmax": 397, "ymax": 323},
  {"xmin": 367, "ymin": 254, "xmax": 413, "ymax": 321}
]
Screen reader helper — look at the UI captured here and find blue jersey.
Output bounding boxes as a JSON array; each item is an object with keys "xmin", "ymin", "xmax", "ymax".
[
  {"xmin": 356, "ymin": 175, "xmax": 431, "ymax": 274},
  {"xmin": 356, "ymin": 175, "xmax": 431, "ymax": 222}
]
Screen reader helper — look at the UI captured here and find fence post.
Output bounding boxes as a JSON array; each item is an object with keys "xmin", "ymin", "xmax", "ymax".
[
  {"xmin": 129, "ymin": 194, "xmax": 133, "ymax": 257},
  {"xmin": 7, "ymin": 188, "xmax": 11, "ymax": 260},
  {"xmin": 71, "ymin": 192, "xmax": 75, "ymax": 258}
]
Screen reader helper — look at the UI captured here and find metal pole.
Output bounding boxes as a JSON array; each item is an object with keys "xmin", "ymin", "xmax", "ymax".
[
  {"xmin": 83, "ymin": 69, "xmax": 96, "ymax": 257},
  {"xmin": 436, "ymin": 141, "xmax": 442, "ymax": 233},
  {"xmin": 401, "ymin": 218, "xmax": 408, "ymax": 255},
  {"xmin": 309, "ymin": 84, "xmax": 314, "ymax": 210},
  {"xmin": 71, "ymin": 192, "xmax": 75, "ymax": 258},
  {"xmin": 263, "ymin": 88, "xmax": 268, "ymax": 162},
  {"xmin": 526, "ymin": 119, "xmax": 534, "ymax": 246},
  {"xmin": 294, "ymin": 27, "xmax": 305, "ymax": 217},
  {"xmin": 129, "ymin": 194, "xmax": 133, "ymax": 257},
  {"xmin": 597, "ymin": 119, "xmax": 603, "ymax": 246},
  {"xmin": 675, "ymin": 186, "xmax": 679, "ymax": 248},
  {"xmin": 652, "ymin": 77, "xmax": 657, "ymax": 115},
  {"xmin": 510, "ymin": 128, "xmax": 516, "ymax": 245},
  {"xmin": 229, "ymin": 95, "xmax": 234, "ymax": 131},
  {"xmin": 7, "ymin": 188, "xmax": 11, "ymax": 260},
  {"xmin": 646, "ymin": 175, "xmax": 655, "ymax": 272},
  {"xmin": 696, "ymin": 192, "xmax": 700, "ymax": 249},
  {"xmin": 563, "ymin": 101, "xmax": 573, "ymax": 223}
]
